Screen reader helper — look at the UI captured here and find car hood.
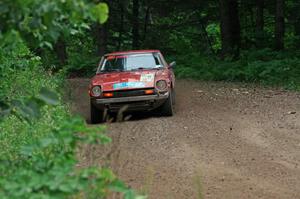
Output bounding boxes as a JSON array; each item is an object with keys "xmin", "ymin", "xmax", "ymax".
[{"xmin": 91, "ymin": 70, "xmax": 161, "ymax": 91}]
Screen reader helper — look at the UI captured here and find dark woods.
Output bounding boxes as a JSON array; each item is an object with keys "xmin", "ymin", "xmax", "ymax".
[
  {"xmin": 89, "ymin": 0, "xmax": 297, "ymax": 59},
  {"xmin": 1, "ymin": 0, "xmax": 298, "ymax": 85}
]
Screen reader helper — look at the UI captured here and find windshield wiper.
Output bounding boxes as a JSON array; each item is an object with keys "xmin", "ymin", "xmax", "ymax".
[
  {"xmin": 129, "ymin": 67, "xmax": 146, "ymax": 71},
  {"xmin": 99, "ymin": 69, "xmax": 123, "ymax": 73},
  {"xmin": 127, "ymin": 66, "xmax": 165, "ymax": 72},
  {"xmin": 130, "ymin": 67, "xmax": 164, "ymax": 71}
]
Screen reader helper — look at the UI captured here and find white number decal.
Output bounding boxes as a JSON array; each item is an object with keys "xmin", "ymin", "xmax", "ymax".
[{"xmin": 140, "ymin": 74, "xmax": 154, "ymax": 82}]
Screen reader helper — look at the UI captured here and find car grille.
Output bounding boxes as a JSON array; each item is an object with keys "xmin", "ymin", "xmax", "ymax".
[
  {"xmin": 109, "ymin": 101, "xmax": 153, "ymax": 111},
  {"xmin": 103, "ymin": 89, "xmax": 155, "ymax": 98}
]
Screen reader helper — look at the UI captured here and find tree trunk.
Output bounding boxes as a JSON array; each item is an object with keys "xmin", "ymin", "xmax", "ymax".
[
  {"xmin": 295, "ymin": 19, "xmax": 300, "ymax": 48},
  {"xmin": 255, "ymin": 0, "xmax": 264, "ymax": 48},
  {"xmin": 275, "ymin": 0, "xmax": 285, "ymax": 50},
  {"xmin": 219, "ymin": 0, "xmax": 241, "ymax": 59},
  {"xmin": 54, "ymin": 37, "xmax": 67, "ymax": 65},
  {"xmin": 143, "ymin": 6, "xmax": 150, "ymax": 42},
  {"xmin": 256, "ymin": 0, "xmax": 264, "ymax": 32},
  {"xmin": 292, "ymin": 2, "xmax": 300, "ymax": 48},
  {"xmin": 200, "ymin": 21, "xmax": 215, "ymax": 54},
  {"xmin": 95, "ymin": 23, "xmax": 108, "ymax": 56},
  {"xmin": 295, "ymin": 19, "xmax": 300, "ymax": 36},
  {"xmin": 132, "ymin": 0, "xmax": 140, "ymax": 49},
  {"xmin": 118, "ymin": 1, "xmax": 125, "ymax": 50}
]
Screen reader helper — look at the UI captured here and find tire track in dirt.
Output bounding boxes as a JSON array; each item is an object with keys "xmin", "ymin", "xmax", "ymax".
[{"xmin": 69, "ymin": 78, "xmax": 300, "ymax": 199}]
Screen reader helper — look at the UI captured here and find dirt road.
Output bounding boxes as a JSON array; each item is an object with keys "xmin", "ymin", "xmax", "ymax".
[{"xmin": 68, "ymin": 79, "xmax": 300, "ymax": 199}]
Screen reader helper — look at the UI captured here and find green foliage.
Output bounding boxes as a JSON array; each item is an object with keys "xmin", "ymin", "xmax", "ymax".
[
  {"xmin": 65, "ymin": 35, "xmax": 100, "ymax": 77},
  {"xmin": 0, "ymin": 0, "xmax": 109, "ymax": 49},
  {"xmin": 91, "ymin": 3, "xmax": 109, "ymax": 24},
  {"xmin": 0, "ymin": 30, "xmax": 143, "ymax": 199},
  {"xmin": 174, "ymin": 49, "xmax": 300, "ymax": 90},
  {"xmin": 206, "ymin": 23, "xmax": 221, "ymax": 52}
]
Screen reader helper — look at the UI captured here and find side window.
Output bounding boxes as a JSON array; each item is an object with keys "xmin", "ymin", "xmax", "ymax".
[
  {"xmin": 97, "ymin": 57, "xmax": 104, "ymax": 73},
  {"xmin": 153, "ymin": 53, "xmax": 164, "ymax": 67},
  {"xmin": 154, "ymin": 55, "xmax": 160, "ymax": 65},
  {"xmin": 158, "ymin": 53, "xmax": 168, "ymax": 67}
]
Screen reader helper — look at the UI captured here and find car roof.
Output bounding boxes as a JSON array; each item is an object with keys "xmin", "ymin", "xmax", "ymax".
[{"xmin": 105, "ymin": 50, "xmax": 161, "ymax": 56}]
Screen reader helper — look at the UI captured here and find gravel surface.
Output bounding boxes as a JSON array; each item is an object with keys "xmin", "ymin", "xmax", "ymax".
[{"xmin": 68, "ymin": 78, "xmax": 300, "ymax": 199}]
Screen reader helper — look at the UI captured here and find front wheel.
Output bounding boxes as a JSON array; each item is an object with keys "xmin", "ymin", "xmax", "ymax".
[
  {"xmin": 90, "ymin": 101, "xmax": 105, "ymax": 124},
  {"xmin": 160, "ymin": 90, "xmax": 174, "ymax": 116}
]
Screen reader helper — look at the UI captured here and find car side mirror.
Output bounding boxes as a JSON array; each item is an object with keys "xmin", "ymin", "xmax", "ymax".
[{"xmin": 169, "ymin": 61, "xmax": 176, "ymax": 68}]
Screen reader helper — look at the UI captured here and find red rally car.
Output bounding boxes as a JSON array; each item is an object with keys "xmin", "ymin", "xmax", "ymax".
[{"xmin": 89, "ymin": 50, "xmax": 176, "ymax": 123}]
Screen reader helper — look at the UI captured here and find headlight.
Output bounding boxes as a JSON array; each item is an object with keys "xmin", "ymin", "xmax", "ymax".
[
  {"xmin": 156, "ymin": 80, "xmax": 168, "ymax": 91},
  {"xmin": 91, "ymin": 86, "xmax": 102, "ymax": 97}
]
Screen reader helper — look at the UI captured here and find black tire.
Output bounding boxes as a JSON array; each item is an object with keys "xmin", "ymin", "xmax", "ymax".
[
  {"xmin": 171, "ymin": 88, "xmax": 176, "ymax": 105},
  {"xmin": 90, "ymin": 101, "xmax": 105, "ymax": 124},
  {"xmin": 160, "ymin": 90, "xmax": 174, "ymax": 116}
]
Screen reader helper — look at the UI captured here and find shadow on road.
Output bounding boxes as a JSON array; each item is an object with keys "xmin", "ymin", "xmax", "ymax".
[{"xmin": 86, "ymin": 111, "xmax": 158, "ymax": 124}]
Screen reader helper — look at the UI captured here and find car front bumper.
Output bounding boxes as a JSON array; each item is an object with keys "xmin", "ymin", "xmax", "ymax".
[{"xmin": 91, "ymin": 92, "xmax": 169, "ymax": 112}]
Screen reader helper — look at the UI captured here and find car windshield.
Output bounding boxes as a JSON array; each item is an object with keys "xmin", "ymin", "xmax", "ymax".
[{"xmin": 98, "ymin": 53, "xmax": 163, "ymax": 72}]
